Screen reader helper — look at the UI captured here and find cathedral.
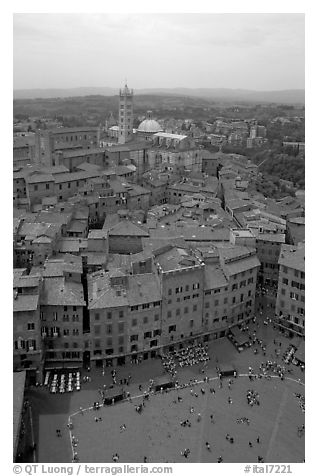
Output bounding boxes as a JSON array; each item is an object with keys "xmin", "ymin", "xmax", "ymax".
[{"xmin": 105, "ymin": 83, "xmax": 203, "ymax": 179}]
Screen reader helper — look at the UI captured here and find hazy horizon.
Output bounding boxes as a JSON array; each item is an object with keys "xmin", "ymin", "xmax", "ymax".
[{"xmin": 14, "ymin": 13, "xmax": 305, "ymax": 91}]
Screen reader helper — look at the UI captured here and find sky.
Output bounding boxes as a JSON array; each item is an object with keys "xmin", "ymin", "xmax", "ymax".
[{"xmin": 13, "ymin": 13, "xmax": 305, "ymax": 91}]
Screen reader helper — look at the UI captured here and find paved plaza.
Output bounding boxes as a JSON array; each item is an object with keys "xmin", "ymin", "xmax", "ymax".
[{"xmin": 26, "ymin": 297, "xmax": 305, "ymax": 463}]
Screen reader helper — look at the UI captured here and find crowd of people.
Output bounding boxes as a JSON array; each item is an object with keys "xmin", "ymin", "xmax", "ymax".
[
  {"xmin": 175, "ymin": 343, "xmax": 210, "ymax": 367},
  {"xmin": 161, "ymin": 343, "xmax": 209, "ymax": 376},
  {"xmin": 246, "ymin": 389, "xmax": 260, "ymax": 406},
  {"xmin": 294, "ymin": 393, "xmax": 305, "ymax": 413}
]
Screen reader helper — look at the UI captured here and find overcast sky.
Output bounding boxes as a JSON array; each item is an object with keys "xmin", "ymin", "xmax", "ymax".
[{"xmin": 13, "ymin": 13, "xmax": 305, "ymax": 91}]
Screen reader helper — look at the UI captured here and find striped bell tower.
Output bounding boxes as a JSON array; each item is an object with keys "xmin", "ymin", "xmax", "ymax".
[{"xmin": 118, "ymin": 83, "xmax": 133, "ymax": 144}]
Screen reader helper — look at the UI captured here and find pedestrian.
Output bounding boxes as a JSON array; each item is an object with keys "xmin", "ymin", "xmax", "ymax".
[
  {"xmin": 206, "ymin": 442, "xmax": 211, "ymax": 451},
  {"xmin": 249, "ymin": 442, "xmax": 253, "ymax": 448},
  {"xmin": 144, "ymin": 457, "xmax": 148, "ymax": 463},
  {"xmin": 256, "ymin": 437, "xmax": 260, "ymax": 444},
  {"xmin": 197, "ymin": 413, "xmax": 201, "ymax": 422}
]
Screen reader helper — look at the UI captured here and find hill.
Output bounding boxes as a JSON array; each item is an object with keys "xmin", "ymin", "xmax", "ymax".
[{"xmin": 13, "ymin": 87, "xmax": 305, "ymax": 105}]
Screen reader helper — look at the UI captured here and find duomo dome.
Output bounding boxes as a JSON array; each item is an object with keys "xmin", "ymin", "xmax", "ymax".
[{"xmin": 137, "ymin": 111, "xmax": 163, "ymax": 134}]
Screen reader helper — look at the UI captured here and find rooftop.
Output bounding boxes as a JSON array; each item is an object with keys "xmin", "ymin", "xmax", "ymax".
[
  {"xmin": 204, "ymin": 264, "xmax": 228, "ymax": 290},
  {"xmin": 278, "ymin": 244, "xmax": 305, "ymax": 272},
  {"xmin": 154, "ymin": 246, "xmax": 201, "ymax": 272},
  {"xmin": 109, "ymin": 221, "xmax": 150, "ymax": 237},
  {"xmin": 13, "ymin": 294, "xmax": 39, "ymax": 312},
  {"xmin": 40, "ymin": 277, "xmax": 85, "ymax": 306}
]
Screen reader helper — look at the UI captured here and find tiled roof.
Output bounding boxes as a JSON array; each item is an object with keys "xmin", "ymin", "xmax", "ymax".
[
  {"xmin": 278, "ymin": 244, "xmax": 305, "ymax": 272},
  {"xmin": 204, "ymin": 264, "xmax": 228, "ymax": 290},
  {"xmin": 220, "ymin": 254, "xmax": 260, "ymax": 278},
  {"xmin": 13, "ymin": 294, "xmax": 39, "ymax": 312},
  {"xmin": 40, "ymin": 277, "xmax": 85, "ymax": 306},
  {"xmin": 26, "ymin": 174, "xmax": 55, "ymax": 184},
  {"xmin": 109, "ymin": 221, "xmax": 149, "ymax": 237},
  {"xmin": 87, "ymin": 271, "xmax": 161, "ymax": 309}
]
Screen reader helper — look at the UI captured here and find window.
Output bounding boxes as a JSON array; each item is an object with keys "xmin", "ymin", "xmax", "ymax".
[
  {"xmin": 132, "ymin": 318, "xmax": 137, "ymax": 326},
  {"xmin": 185, "ymin": 285, "xmax": 189, "ymax": 292},
  {"xmin": 34, "ymin": 185, "xmax": 38, "ymax": 191},
  {"xmin": 232, "ymin": 297, "xmax": 236, "ymax": 304},
  {"xmin": 282, "ymin": 278, "xmax": 288, "ymax": 285},
  {"xmin": 232, "ymin": 283, "xmax": 238, "ymax": 291},
  {"xmin": 184, "ymin": 306, "xmax": 189, "ymax": 314},
  {"xmin": 240, "ymin": 294, "xmax": 244, "ymax": 302},
  {"xmin": 215, "ymin": 300, "xmax": 219, "ymax": 306},
  {"xmin": 53, "ymin": 312, "xmax": 58, "ymax": 321},
  {"xmin": 107, "ymin": 312, "xmax": 112, "ymax": 320},
  {"xmin": 142, "ymin": 303, "xmax": 150, "ymax": 309},
  {"xmin": 167, "ymin": 311, "xmax": 172, "ymax": 318},
  {"xmin": 119, "ymin": 310, "xmax": 124, "ymax": 318},
  {"xmin": 205, "ymin": 290, "xmax": 212, "ymax": 296},
  {"xmin": 224, "ymin": 297, "xmax": 228, "ymax": 304},
  {"xmin": 130, "ymin": 335, "xmax": 138, "ymax": 342},
  {"xmin": 95, "ymin": 340, "xmax": 100, "ymax": 348},
  {"xmin": 64, "ymin": 306, "xmax": 67, "ymax": 311},
  {"xmin": 240, "ymin": 280, "xmax": 246, "ymax": 288},
  {"xmin": 168, "ymin": 325, "xmax": 176, "ymax": 333},
  {"xmin": 213, "ymin": 318, "xmax": 219, "ymax": 323},
  {"xmin": 193, "ymin": 304, "xmax": 197, "ymax": 312},
  {"xmin": 168, "ymin": 289, "xmax": 172, "ymax": 296},
  {"xmin": 107, "ymin": 337, "xmax": 113, "ymax": 346},
  {"xmin": 183, "ymin": 295, "xmax": 190, "ymax": 301},
  {"xmin": 281, "ymin": 288, "xmax": 286, "ymax": 295},
  {"xmin": 118, "ymin": 336, "xmax": 124, "ymax": 345},
  {"xmin": 193, "ymin": 293, "xmax": 199, "ymax": 299},
  {"xmin": 144, "ymin": 331, "xmax": 152, "ymax": 339},
  {"xmin": 154, "ymin": 329, "xmax": 161, "ymax": 337},
  {"xmin": 46, "ymin": 183, "xmax": 49, "ymax": 190},
  {"xmin": 64, "ymin": 343, "xmax": 69, "ymax": 349},
  {"xmin": 282, "ymin": 266, "xmax": 288, "ymax": 273},
  {"xmin": 94, "ymin": 325, "xmax": 100, "ymax": 335},
  {"xmin": 175, "ymin": 287, "xmax": 183, "ymax": 294},
  {"xmin": 189, "ymin": 320, "xmax": 194, "ymax": 328},
  {"xmin": 118, "ymin": 322, "xmax": 124, "ymax": 333},
  {"xmin": 193, "ymin": 283, "xmax": 200, "ymax": 290},
  {"xmin": 27, "ymin": 323, "xmax": 35, "ymax": 330},
  {"xmin": 205, "ymin": 302, "xmax": 210, "ymax": 308},
  {"xmin": 153, "ymin": 301, "xmax": 160, "ymax": 307},
  {"xmin": 143, "ymin": 316, "xmax": 148, "ymax": 324},
  {"xmin": 294, "ymin": 270, "xmax": 299, "ymax": 278},
  {"xmin": 106, "ymin": 324, "xmax": 112, "ymax": 334},
  {"xmin": 154, "ymin": 314, "xmax": 159, "ymax": 321},
  {"xmin": 95, "ymin": 313, "xmax": 100, "ymax": 321},
  {"xmin": 130, "ymin": 305, "xmax": 138, "ymax": 311},
  {"xmin": 176, "ymin": 309, "xmax": 180, "ymax": 316}
]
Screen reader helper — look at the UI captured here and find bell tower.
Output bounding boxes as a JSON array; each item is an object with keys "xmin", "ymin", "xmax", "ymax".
[{"xmin": 118, "ymin": 83, "xmax": 133, "ymax": 144}]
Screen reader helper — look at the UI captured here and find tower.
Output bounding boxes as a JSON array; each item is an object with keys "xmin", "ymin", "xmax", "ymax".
[{"xmin": 118, "ymin": 83, "xmax": 133, "ymax": 144}]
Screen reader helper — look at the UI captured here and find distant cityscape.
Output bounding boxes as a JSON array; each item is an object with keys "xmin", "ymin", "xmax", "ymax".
[{"xmin": 13, "ymin": 82, "xmax": 305, "ymax": 464}]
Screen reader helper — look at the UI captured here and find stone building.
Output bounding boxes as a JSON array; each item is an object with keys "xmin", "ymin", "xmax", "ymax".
[{"xmin": 274, "ymin": 243, "xmax": 305, "ymax": 337}]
